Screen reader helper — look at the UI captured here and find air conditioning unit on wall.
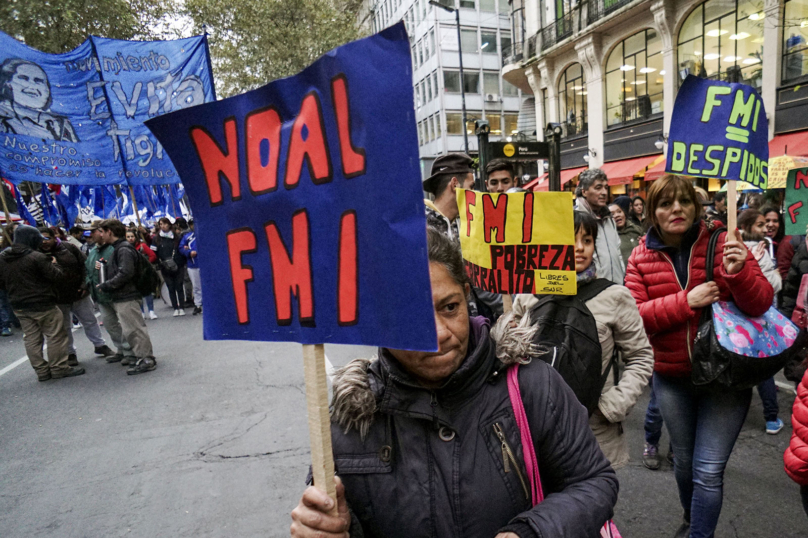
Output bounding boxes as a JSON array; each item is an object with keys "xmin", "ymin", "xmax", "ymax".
[{"xmin": 485, "ymin": 93, "xmax": 499, "ymax": 102}]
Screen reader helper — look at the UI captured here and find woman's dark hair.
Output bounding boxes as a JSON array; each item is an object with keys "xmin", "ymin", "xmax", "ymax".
[
  {"xmin": 737, "ymin": 209, "xmax": 762, "ymax": 234},
  {"xmin": 759, "ymin": 205, "xmax": 785, "ymax": 243},
  {"xmin": 126, "ymin": 229, "xmax": 142, "ymax": 242},
  {"xmin": 0, "ymin": 59, "xmax": 52, "ymax": 110},
  {"xmin": 426, "ymin": 226, "xmax": 467, "ymax": 289},
  {"xmin": 158, "ymin": 217, "xmax": 172, "ymax": 226},
  {"xmin": 574, "ymin": 210, "xmax": 598, "ymax": 243}
]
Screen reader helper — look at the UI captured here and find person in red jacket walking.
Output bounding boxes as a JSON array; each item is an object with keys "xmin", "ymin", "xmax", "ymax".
[
  {"xmin": 785, "ymin": 368, "xmax": 808, "ymax": 518},
  {"xmin": 126, "ymin": 229, "xmax": 158, "ymax": 320},
  {"xmin": 625, "ymin": 175, "xmax": 774, "ymax": 538}
]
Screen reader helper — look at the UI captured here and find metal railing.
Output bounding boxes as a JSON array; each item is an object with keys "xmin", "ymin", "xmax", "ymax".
[
  {"xmin": 540, "ymin": 11, "xmax": 574, "ymax": 52},
  {"xmin": 502, "ymin": 42, "xmax": 524, "ymax": 67},
  {"xmin": 561, "ymin": 116, "xmax": 588, "ymax": 138},
  {"xmin": 526, "ymin": 34, "xmax": 539, "ymax": 59},
  {"xmin": 587, "ymin": 0, "xmax": 635, "ymax": 25}
]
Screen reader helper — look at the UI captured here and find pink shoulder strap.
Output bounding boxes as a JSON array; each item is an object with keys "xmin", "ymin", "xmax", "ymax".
[{"xmin": 507, "ymin": 364, "xmax": 544, "ymax": 505}]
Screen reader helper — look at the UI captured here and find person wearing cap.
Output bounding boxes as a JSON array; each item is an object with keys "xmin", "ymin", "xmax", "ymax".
[
  {"xmin": 85, "ymin": 220, "xmax": 137, "ymax": 365},
  {"xmin": 0, "ymin": 225, "xmax": 85, "ymax": 381},
  {"xmin": 485, "ymin": 159, "xmax": 516, "ymax": 193},
  {"xmin": 423, "ymin": 153, "xmax": 476, "ymax": 240}
]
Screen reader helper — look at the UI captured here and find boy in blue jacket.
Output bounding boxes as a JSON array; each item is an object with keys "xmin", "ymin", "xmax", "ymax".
[{"xmin": 179, "ymin": 221, "xmax": 201, "ymax": 315}]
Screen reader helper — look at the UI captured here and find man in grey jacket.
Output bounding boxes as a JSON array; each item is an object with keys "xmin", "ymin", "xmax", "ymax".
[{"xmin": 575, "ymin": 169, "xmax": 625, "ymax": 284}]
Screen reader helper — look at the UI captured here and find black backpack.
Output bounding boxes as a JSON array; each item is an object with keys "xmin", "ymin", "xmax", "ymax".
[
  {"xmin": 527, "ymin": 278, "xmax": 616, "ymax": 415},
  {"xmin": 135, "ymin": 250, "xmax": 160, "ymax": 297}
]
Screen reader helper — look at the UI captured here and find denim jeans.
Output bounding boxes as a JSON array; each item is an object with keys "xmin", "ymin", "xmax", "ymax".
[
  {"xmin": 654, "ymin": 374, "xmax": 752, "ymax": 538},
  {"xmin": 802, "ymin": 484, "xmax": 808, "ymax": 518},
  {"xmin": 141, "ymin": 294, "xmax": 154, "ymax": 313},
  {"xmin": 0, "ymin": 289, "xmax": 19, "ymax": 330},
  {"xmin": 756, "ymin": 377, "xmax": 779, "ymax": 422},
  {"xmin": 645, "ymin": 372, "xmax": 664, "ymax": 446}
]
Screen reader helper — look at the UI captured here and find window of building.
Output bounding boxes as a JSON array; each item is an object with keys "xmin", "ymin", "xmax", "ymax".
[
  {"xmin": 466, "ymin": 115, "xmax": 479, "ymax": 135},
  {"xmin": 606, "ymin": 29, "xmax": 664, "ymax": 127},
  {"xmin": 480, "ymin": 0, "xmax": 496, "ymax": 12},
  {"xmin": 677, "ymin": 0, "xmax": 764, "ymax": 92},
  {"xmin": 432, "ymin": 71, "xmax": 439, "ymax": 95},
  {"xmin": 429, "ymin": 28, "xmax": 436, "ymax": 57},
  {"xmin": 444, "ymin": 70, "xmax": 461, "ymax": 92},
  {"xmin": 503, "ymin": 79, "xmax": 519, "ymax": 96},
  {"xmin": 411, "ymin": 45, "xmax": 417, "ymax": 68},
  {"xmin": 487, "ymin": 113, "xmax": 502, "ymax": 135},
  {"xmin": 461, "ymin": 29, "xmax": 478, "ymax": 53},
  {"xmin": 415, "ymin": 84, "xmax": 422, "ymax": 107},
  {"xmin": 542, "ymin": 88, "xmax": 548, "ymax": 130},
  {"xmin": 421, "ymin": 0, "xmax": 427, "ymax": 19},
  {"xmin": 557, "ymin": 62, "xmax": 587, "ymax": 137},
  {"xmin": 483, "ymin": 72, "xmax": 500, "ymax": 95},
  {"xmin": 430, "ymin": 115, "xmax": 437, "ymax": 141},
  {"xmin": 446, "ymin": 113, "xmax": 464, "ymax": 134},
  {"xmin": 427, "ymin": 75, "xmax": 433, "ymax": 101},
  {"xmin": 499, "ymin": 0, "xmax": 510, "ymax": 15},
  {"xmin": 418, "ymin": 121, "xmax": 424, "ymax": 145},
  {"xmin": 418, "ymin": 39, "xmax": 425, "ymax": 65},
  {"xmin": 421, "ymin": 80, "xmax": 427, "ymax": 104},
  {"xmin": 463, "ymin": 72, "xmax": 480, "ymax": 93},
  {"xmin": 501, "ymin": 32, "xmax": 512, "ymax": 54},
  {"xmin": 460, "ymin": 0, "xmax": 476, "ymax": 8},
  {"xmin": 481, "ymin": 31, "xmax": 498, "ymax": 54},
  {"xmin": 504, "ymin": 113, "xmax": 519, "ymax": 136},
  {"xmin": 784, "ymin": 0, "xmax": 808, "ymax": 81}
]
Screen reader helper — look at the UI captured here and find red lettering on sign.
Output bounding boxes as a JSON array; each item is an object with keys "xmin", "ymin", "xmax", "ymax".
[
  {"xmin": 337, "ymin": 210, "xmax": 359, "ymax": 326},
  {"xmin": 191, "ymin": 118, "xmax": 241, "ymax": 206},
  {"xmin": 331, "ymin": 75, "xmax": 366, "ymax": 179},
  {"xmin": 796, "ymin": 171, "xmax": 808, "ymax": 190},
  {"xmin": 265, "ymin": 210, "xmax": 315, "ymax": 326},
  {"xmin": 522, "ymin": 192, "xmax": 533, "ymax": 243},
  {"xmin": 789, "ymin": 201, "xmax": 804, "ymax": 224},
  {"xmin": 482, "ymin": 193, "xmax": 508, "ymax": 243},
  {"xmin": 465, "ymin": 191, "xmax": 476, "ymax": 237},
  {"xmin": 284, "ymin": 92, "xmax": 333, "ymax": 189},
  {"xmin": 226, "ymin": 228, "xmax": 257, "ymax": 324},
  {"xmin": 246, "ymin": 106, "xmax": 282, "ymax": 195}
]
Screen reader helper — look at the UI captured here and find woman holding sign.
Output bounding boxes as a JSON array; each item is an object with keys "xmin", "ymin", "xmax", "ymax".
[
  {"xmin": 291, "ymin": 227, "xmax": 618, "ymax": 538},
  {"xmin": 625, "ymin": 175, "xmax": 773, "ymax": 538}
]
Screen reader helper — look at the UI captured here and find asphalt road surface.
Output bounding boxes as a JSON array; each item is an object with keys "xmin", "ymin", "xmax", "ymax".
[{"xmin": 1, "ymin": 304, "xmax": 806, "ymax": 537}]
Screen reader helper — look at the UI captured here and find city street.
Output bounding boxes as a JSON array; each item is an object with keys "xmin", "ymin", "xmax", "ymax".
[{"xmin": 1, "ymin": 304, "xmax": 806, "ymax": 537}]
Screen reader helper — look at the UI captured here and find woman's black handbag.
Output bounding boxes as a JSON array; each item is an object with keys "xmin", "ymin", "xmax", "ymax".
[
  {"xmin": 160, "ymin": 245, "xmax": 179, "ymax": 274},
  {"xmin": 691, "ymin": 228, "xmax": 807, "ymax": 389}
]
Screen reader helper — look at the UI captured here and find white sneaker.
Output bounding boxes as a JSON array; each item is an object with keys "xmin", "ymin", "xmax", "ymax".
[
  {"xmin": 178, "ymin": 309, "xmax": 186, "ymax": 316},
  {"xmin": 141, "ymin": 312, "xmax": 146, "ymax": 319},
  {"xmin": 149, "ymin": 311, "xmax": 158, "ymax": 320},
  {"xmin": 173, "ymin": 309, "xmax": 180, "ymax": 317}
]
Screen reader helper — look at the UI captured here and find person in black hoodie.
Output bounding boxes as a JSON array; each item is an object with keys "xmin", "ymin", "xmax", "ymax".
[
  {"xmin": 0, "ymin": 225, "xmax": 84, "ymax": 381},
  {"xmin": 96, "ymin": 219, "xmax": 156, "ymax": 375},
  {"xmin": 39, "ymin": 227, "xmax": 114, "ymax": 365},
  {"xmin": 153, "ymin": 217, "xmax": 187, "ymax": 316}
]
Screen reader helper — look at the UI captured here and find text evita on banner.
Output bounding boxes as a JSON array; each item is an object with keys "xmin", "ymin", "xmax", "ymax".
[{"xmin": 0, "ymin": 31, "xmax": 215, "ymax": 186}]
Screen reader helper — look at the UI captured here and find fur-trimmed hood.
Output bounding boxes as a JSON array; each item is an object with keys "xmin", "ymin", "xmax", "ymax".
[{"xmin": 331, "ymin": 312, "xmax": 539, "ymax": 439}]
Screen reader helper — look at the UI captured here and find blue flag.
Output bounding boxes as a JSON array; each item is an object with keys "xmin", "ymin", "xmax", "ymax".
[
  {"xmin": 0, "ymin": 32, "xmax": 216, "ymax": 187},
  {"xmin": 666, "ymin": 75, "xmax": 769, "ymax": 187},
  {"xmin": 13, "ymin": 188, "xmax": 36, "ymax": 225},
  {"xmin": 146, "ymin": 24, "xmax": 437, "ymax": 350},
  {"xmin": 55, "ymin": 191, "xmax": 77, "ymax": 229},
  {"xmin": 39, "ymin": 185, "xmax": 59, "ymax": 226}
]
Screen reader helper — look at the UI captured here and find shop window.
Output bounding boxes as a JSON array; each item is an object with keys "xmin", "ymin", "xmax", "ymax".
[
  {"xmin": 677, "ymin": 0, "xmax": 764, "ymax": 92},
  {"xmin": 606, "ymin": 29, "xmax": 665, "ymax": 127},
  {"xmin": 557, "ymin": 63, "xmax": 587, "ymax": 137},
  {"xmin": 504, "ymin": 113, "xmax": 519, "ymax": 136},
  {"xmin": 784, "ymin": 0, "xmax": 808, "ymax": 82}
]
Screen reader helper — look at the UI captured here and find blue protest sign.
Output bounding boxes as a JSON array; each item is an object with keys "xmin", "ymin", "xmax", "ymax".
[
  {"xmin": 146, "ymin": 23, "xmax": 438, "ymax": 351},
  {"xmin": 666, "ymin": 75, "xmax": 769, "ymax": 187},
  {"xmin": 0, "ymin": 31, "xmax": 215, "ymax": 186}
]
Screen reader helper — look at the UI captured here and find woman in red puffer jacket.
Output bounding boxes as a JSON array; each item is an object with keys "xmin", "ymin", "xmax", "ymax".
[
  {"xmin": 785, "ymin": 369, "xmax": 808, "ymax": 517},
  {"xmin": 625, "ymin": 175, "xmax": 773, "ymax": 538}
]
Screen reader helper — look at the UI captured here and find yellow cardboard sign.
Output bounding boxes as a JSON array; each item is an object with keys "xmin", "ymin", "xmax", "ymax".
[{"xmin": 456, "ymin": 189, "xmax": 577, "ymax": 295}]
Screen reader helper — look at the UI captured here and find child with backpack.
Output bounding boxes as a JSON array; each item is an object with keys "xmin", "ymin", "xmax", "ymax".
[{"xmin": 511, "ymin": 210, "xmax": 654, "ymax": 469}]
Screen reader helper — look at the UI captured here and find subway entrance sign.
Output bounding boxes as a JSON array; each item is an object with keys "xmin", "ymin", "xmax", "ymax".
[{"xmin": 490, "ymin": 141, "xmax": 549, "ymax": 160}]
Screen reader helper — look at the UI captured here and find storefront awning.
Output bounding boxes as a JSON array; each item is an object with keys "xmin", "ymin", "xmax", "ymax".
[
  {"xmin": 523, "ymin": 174, "xmax": 549, "ymax": 191},
  {"xmin": 602, "ymin": 155, "xmax": 663, "ymax": 185},
  {"xmin": 645, "ymin": 158, "xmax": 667, "ymax": 182},
  {"xmin": 769, "ymin": 130, "xmax": 808, "ymax": 157},
  {"xmin": 561, "ymin": 166, "xmax": 588, "ymax": 186}
]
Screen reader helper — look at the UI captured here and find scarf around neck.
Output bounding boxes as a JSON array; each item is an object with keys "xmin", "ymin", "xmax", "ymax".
[
  {"xmin": 576, "ymin": 263, "xmax": 597, "ymax": 285},
  {"xmin": 159, "ymin": 230, "xmax": 174, "ymax": 239}
]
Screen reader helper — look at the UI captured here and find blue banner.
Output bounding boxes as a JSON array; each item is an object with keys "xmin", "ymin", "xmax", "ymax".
[
  {"xmin": 666, "ymin": 75, "xmax": 769, "ymax": 187},
  {"xmin": 0, "ymin": 32, "xmax": 215, "ymax": 186},
  {"xmin": 146, "ymin": 23, "xmax": 437, "ymax": 351}
]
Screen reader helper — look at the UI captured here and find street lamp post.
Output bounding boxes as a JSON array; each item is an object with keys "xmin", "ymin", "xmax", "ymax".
[{"xmin": 429, "ymin": 0, "xmax": 469, "ymax": 155}]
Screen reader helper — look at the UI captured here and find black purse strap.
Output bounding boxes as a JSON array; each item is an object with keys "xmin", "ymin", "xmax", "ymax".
[{"xmin": 703, "ymin": 226, "xmax": 726, "ymax": 283}]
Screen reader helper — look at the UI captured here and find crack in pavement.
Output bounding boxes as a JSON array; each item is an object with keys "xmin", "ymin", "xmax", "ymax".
[{"xmin": 194, "ymin": 446, "xmax": 309, "ymax": 463}]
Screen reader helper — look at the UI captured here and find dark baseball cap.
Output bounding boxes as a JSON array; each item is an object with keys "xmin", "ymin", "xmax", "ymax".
[{"xmin": 423, "ymin": 153, "xmax": 475, "ymax": 194}]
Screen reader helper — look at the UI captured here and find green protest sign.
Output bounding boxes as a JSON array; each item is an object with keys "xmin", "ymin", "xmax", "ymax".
[{"xmin": 784, "ymin": 167, "xmax": 808, "ymax": 236}]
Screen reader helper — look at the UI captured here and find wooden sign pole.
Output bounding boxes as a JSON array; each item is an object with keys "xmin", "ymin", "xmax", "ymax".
[
  {"xmin": 302, "ymin": 343, "xmax": 338, "ymax": 516},
  {"xmin": 726, "ymin": 181, "xmax": 737, "ymax": 233},
  {"xmin": 0, "ymin": 190, "xmax": 13, "ymax": 245},
  {"xmin": 502, "ymin": 294, "xmax": 513, "ymax": 313},
  {"xmin": 129, "ymin": 186, "xmax": 143, "ymax": 228}
]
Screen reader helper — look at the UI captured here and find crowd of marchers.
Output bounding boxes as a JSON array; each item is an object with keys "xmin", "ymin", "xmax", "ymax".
[
  {"xmin": 0, "ymin": 216, "xmax": 202, "ymax": 379},
  {"xmin": 291, "ymin": 157, "xmax": 808, "ymax": 538}
]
